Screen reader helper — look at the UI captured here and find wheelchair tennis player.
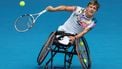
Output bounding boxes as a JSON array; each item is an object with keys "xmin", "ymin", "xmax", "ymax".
[{"xmin": 38, "ymin": 0, "xmax": 100, "ymax": 69}]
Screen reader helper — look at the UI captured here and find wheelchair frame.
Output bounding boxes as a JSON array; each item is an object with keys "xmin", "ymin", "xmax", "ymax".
[{"xmin": 37, "ymin": 31, "xmax": 91, "ymax": 69}]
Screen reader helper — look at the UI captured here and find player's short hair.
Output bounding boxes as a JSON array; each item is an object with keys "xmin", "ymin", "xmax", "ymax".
[{"xmin": 87, "ymin": 0, "xmax": 100, "ymax": 10}]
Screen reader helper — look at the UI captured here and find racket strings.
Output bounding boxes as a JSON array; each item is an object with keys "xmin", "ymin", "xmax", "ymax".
[
  {"xmin": 15, "ymin": 15, "xmax": 33, "ymax": 32},
  {"xmin": 14, "ymin": 9, "xmax": 47, "ymax": 32}
]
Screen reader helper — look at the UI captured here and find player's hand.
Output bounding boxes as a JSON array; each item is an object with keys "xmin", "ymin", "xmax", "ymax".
[
  {"xmin": 69, "ymin": 36, "xmax": 75, "ymax": 44},
  {"xmin": 46, "ymin": 6, "xmax": 53, "ymax": 11}
]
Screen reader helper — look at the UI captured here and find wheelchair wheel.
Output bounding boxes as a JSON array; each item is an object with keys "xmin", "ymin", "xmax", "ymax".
[
  {"xmin": 37, "ymin": 32, "xmax": 56, "ymax": 65},
  {"xmin": 75, "ymin": 37, "xmax": 91, "ymax": 69}
]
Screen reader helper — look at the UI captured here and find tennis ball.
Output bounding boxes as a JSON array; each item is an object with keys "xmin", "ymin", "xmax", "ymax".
[{"xmin": 19, "ymin": 1, "xmax": 25, "ymax": 7}]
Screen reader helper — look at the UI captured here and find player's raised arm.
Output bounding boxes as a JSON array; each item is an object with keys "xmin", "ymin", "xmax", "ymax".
[{"xmin": 46, "ymin": 5, "xmax": 75, "ymax": 12}]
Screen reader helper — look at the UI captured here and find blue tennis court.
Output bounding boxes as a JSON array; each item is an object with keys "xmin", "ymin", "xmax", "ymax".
[{"xmin": 0, "ymin": 0, "xmax": 122, "ymax": 69}]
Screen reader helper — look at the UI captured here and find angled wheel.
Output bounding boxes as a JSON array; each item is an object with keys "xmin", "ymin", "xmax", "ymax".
[
  {"xmin": 37, "ymin": 32, "xmax": 56, "ymax": 65},
  {"xmin": 75, "ymin": 37, "xmax": 91, "ymax": 69}
]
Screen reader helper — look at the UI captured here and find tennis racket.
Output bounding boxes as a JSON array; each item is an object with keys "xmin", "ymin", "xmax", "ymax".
[{"xmin": 14, "ymin": 9, "xmax": 47, "ymax": 32}]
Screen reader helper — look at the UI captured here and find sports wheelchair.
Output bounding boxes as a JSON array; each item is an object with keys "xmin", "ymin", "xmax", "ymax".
[{"xmin": 37, "ymin": 31, "xmax": 91, "ymax": 69}]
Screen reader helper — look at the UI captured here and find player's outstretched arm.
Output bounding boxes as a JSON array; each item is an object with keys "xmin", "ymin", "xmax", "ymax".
[{"xmin": 46, "ymin": 5, "xmax": 75, "ymax": 12}]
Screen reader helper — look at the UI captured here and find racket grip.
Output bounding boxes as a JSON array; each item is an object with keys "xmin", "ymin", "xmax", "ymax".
[{"xmin": 39, "ymin": 9, "xmax": 47, "ymax": 15}]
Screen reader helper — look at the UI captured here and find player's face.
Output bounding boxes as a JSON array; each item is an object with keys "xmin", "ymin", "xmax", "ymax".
[{"xmin": 85, "ymin": 4, "xmax": 97, "ymax": 18}]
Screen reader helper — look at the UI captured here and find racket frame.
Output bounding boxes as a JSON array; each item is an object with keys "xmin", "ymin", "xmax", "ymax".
[{"xmin": 14, "ymin": 9, "xmax": 47, "ymax": 32}]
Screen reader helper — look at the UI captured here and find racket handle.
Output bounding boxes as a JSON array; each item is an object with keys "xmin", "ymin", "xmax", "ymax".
[{"xmin": 39, "ymin": 9, "xmax": 47, "ymax": 15}]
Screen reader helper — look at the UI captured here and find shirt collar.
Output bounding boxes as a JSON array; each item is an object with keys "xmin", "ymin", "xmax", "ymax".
[{"xmin": 83, "ymin": 9, "xmax": 93, "ymax": 20}]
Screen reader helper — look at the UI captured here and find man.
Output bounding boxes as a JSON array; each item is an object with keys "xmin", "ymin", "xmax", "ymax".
[{"xmin": 46, "ymin": 0, "xmax": 100, "ymax": 44}]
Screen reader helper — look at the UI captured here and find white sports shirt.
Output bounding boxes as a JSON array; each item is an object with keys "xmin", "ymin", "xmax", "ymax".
[{"xmin": 58, "ymin": 6, "xmax": 96, "ymax": 34}]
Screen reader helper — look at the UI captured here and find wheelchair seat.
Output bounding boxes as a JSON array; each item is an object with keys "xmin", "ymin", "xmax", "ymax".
[{"xmin": 53, "ymin": 31, "xmax": 75, "ymax": 46}]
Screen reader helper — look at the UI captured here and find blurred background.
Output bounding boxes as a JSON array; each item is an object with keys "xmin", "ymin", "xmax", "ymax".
[{"xmin": 0, "ymin": 0, "xmax": 122, "ymax": 69}]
